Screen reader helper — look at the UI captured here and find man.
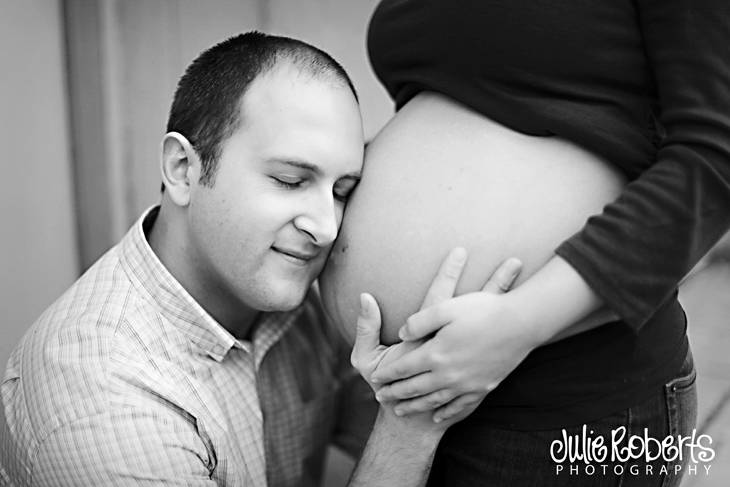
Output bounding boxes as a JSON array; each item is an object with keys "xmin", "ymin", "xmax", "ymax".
[{"xmin": 0, "ymin": 32, "xmax": 517, "ymax": 486}]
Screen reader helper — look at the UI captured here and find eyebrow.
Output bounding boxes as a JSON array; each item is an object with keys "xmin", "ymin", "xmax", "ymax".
[{"xmin": 267, "ymin": 157, "xmax": 361, "ymax": 179}]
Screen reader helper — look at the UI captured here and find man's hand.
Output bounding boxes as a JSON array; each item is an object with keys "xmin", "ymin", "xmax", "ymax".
[
  {"xmin": 348, "ymin": 254, "xmax": 608, "ymax": 487},
  {"xmin": 350, "ymin": 248, "xmax": 522, "ymax": 424}
]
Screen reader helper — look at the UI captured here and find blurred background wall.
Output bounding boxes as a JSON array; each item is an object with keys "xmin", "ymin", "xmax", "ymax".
[{"xmin": 1, "ymin": 0, "xmax": 79, "ymax": 376}]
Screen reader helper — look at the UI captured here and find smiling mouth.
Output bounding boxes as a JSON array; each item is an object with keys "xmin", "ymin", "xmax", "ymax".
[{"xmin": 271, "ymin": 246, "xmax": 319, "ymax": 265}]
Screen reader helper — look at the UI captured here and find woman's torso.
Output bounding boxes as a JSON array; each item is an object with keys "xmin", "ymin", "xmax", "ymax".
[
  {"xmin": 320, "ymin": 0, "xmax": 689, "ymax": 429},
  {"xmin": 320, "ymin": 92, "xmax": 626, "ymax": 343}
]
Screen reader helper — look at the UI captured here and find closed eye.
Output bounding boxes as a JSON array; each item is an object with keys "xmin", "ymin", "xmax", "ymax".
[{"xmin": 272, "ymin": 176, "xmax": 304, "ymax": 189}]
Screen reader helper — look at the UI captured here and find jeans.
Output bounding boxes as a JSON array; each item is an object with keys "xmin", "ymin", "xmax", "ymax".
[{"xmin": 427, "ymin": 348, "xmax": 698, "ymax": 487}]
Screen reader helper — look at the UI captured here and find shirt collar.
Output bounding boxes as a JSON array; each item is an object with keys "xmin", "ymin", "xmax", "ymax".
[{"xmin": 119, "ymin": 206, "xmax": 298, "ymax": 365}]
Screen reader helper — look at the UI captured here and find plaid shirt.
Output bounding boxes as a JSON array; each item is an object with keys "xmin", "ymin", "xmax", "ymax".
[{"xmin": 0, "ymin": 207, "xmax": 375, "ymax": 487}]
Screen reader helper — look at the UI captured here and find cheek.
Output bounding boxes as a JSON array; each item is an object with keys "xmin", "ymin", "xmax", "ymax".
[
  {"xmin": 190, "ymin": 192, "xmax": 250, "ymax": 258},
  {"xmin": 250, "ymin": 193, "xmax": 302, "ymax": 231},
  {"xmin": 222, "ymin": 201, "xmax": 296, "ymax": 262},
  {"xmin": 193, "ymin": 181, "xmax": 300, "ymax": 251}
]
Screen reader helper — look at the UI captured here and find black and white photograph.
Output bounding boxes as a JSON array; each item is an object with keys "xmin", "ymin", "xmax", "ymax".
[{"xmin": 1, "ymin": 1, "xmax": 729, "ymax": 486}]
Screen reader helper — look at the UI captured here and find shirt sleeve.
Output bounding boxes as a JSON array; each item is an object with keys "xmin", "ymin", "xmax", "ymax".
[
  {"xmin": 331, "ymin": 368, "xmax": 378, "ymax": 459},
  {"xmin": 555, "ymin": 0, "xmax": 730, "ymax": 330},
  {"xmin": 330, "ymin": 332, "xmax": 377, "ymax": 459},
  {"xmin": 31, "ymin": 408, "xmax": 218, "ymax": 486}
]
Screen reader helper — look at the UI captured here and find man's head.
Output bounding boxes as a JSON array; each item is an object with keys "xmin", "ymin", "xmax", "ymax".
[
  {"xmin": 155, "ymin": 32, "xmax": 364, "ymax": 329},
  {"xmin": 166, "ymin": 31, "xmax": 359, "ymax": 187}
]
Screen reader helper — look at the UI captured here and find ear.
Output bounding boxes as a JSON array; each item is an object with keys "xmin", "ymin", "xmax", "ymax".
[{"xmin": 160, "ymin": 132, "xmax": 198, "ymax": 207}]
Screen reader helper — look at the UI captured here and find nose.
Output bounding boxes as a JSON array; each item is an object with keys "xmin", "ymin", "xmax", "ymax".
[{"xmin": 293, "ymin": 190, "xmax": 340, "ymax": 246}]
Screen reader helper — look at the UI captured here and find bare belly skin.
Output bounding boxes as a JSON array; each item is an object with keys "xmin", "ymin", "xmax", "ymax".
[{"xmin": 320, "ymin": 92, "xmax": 626, "ymax": 344}]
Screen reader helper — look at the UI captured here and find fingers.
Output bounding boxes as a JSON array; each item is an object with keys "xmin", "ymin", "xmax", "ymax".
[
  {"xmin": 374, "ymin": 372, "xmax": 441, "ymax": 402},
  {"xmin": 391, "ymin": 389, "xmax": 458, "ymax": 417},
  {"xmin": 370, "ymin": 342, "xmax": 432, "ymax": 384},
  {"xmin": 432, "ymin": 393, "xmax": 484, "ymax": 423},
  {"xmin": 481, "ymin": 257, "xmax": 522, "ymax": 294},
  {"xmin": 398, "ymin": 303, "xmax": 448, "ymax": 342},
  {"xmin": 399, "ymin": 254, "xmax": 521, "ymax": 341},
  {"xmin": 350, "ymin": 293, "xmax": 382, "ymax": 369},
  {"xmin": 419, "ymin": 247, "xmax": 468, "ymax": 309}
]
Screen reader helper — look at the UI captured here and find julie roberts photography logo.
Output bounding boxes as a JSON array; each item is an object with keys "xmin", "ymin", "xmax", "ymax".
[{"xmin": 550, "ymin": 425, "xmax": 715, "ymax": 478}]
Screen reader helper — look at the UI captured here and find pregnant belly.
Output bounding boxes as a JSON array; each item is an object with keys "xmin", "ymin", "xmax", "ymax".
[{"xmin": 320, "ymin": 92, "xmax": 626, "ymax": 344}]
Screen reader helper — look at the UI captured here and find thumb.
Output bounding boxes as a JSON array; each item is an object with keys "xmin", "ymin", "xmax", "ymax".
[{"xmin": 351, "ymin": 293, "xmax": 382, "ymax": 366}]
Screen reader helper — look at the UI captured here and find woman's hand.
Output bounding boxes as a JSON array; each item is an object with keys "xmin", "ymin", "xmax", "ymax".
[
  {"xmin": 370, "ymin": 291, "xmax": 539, "ymax": 422},
  {"xmin": 370, "ymin": 254, "xmax": 605, "ymax": 422},
  {"xmin": 351, "ymin": 247, "xmax": 523, "ymax": 424}
]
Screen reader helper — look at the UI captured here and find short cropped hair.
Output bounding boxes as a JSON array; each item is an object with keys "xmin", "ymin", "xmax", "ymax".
[{"xmin": 166, "ymin": 31, "xmax": 358, "ymax": 187}]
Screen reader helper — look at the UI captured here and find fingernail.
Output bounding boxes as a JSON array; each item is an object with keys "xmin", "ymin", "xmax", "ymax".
[
  {"xmin": 370, "ymin": 375, "xmax": 381, "ymax": 384},
  {"xmin": 394, "ymin": 408, "xmax": 404, "ymax": 416},
  {"xmin": 359, "ymin": 294, "xmax": 368, "ymax": 313},
  {"xmin": 433, "ymin": 415, "xmax": 443, "ymax": 423},
  {"xmin": 452, "ymin": 247, "xmax": 467, "ymax": 264},
  {"xmin": 375, "ymin": 392, "xmax": 383, "ymax": 402},
  {"xmin": 398, "ymin": 327, "xmax": 407, "ymax": 340}
]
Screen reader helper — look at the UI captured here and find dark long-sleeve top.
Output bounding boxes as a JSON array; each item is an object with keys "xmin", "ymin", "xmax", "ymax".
[{"xmin": 368, "ymin": 0, "xmax": 730, "ymax": 428}]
